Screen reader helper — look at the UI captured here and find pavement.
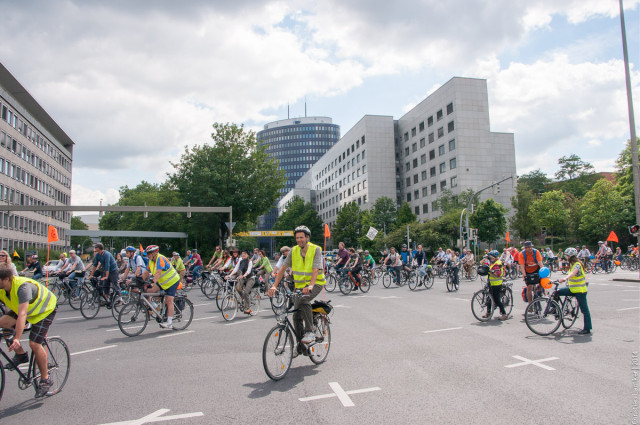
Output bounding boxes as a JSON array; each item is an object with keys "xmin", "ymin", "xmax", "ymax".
[{"xmin": 0, "ymin": 269, "xmax": 638, "ymax": 425}]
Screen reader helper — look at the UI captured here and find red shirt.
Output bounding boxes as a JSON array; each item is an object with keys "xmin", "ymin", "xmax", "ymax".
[{"xmin": 518, "ymin": 248, "xmax": 542, "ymax": 274}]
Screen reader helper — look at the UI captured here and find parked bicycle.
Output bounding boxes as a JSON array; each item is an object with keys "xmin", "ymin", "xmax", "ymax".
[{"xmin": 524, "ymin": 280, "xmax": 580, "ymax": 336}]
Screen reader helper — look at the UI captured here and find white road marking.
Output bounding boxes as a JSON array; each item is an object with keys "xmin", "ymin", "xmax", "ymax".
[
  {"xmin": 191, "ymin": 316, "xmax": 219, "ymax": 321},
  {"xmin": 453, "ymin": 298, "xmax": 468, "ymax": 301},
  {"xmin": 423, "ymin": 327, "xmax": 463, "ymax": 334},
  {"xmin": 57, "ymin": 316, "xmax": 82, "ymax": 320},
  {"xmin": 98, "ymin": 408, "xmax": 204, "ymax": 425},
  {"xmin": 71, "ymin": 345, "xmax": 117, "ymax": 356},
  {"xmin": 299, "ymin": 383, "xmax": 381, "ymax": 407},
  {"xmin": 599, "ymin": 283, "xmax": 610, "ymax": 286},
  {"xmin": 191, "ymin": 303, "xmax": 212, "ymax": 307},
  {"xmin": 617, "ymin": 306, "xmax": 640, "ymax": 311},
  {"xmin": 505, "ymin": 355, "xmax": 559, "ymax": 371},
  {"xmin": 156, "ymin": 330, "xmax": 195, "ymax": 339},
  {"xmin": 224, "ymin": 319, "xmax": 256, "ymax": 326},
  {"xmin": 333, "ymin": 305, "xmax": 351, "ymax": 308}
]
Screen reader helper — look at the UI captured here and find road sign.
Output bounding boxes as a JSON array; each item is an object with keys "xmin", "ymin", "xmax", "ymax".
[
  {"xmin": 234, "ymin": 230, "xmax": 293, "ymax": 237},
  {"xmin": 225, "ymin": 221, "xmax": 237, "ymax": 231}
]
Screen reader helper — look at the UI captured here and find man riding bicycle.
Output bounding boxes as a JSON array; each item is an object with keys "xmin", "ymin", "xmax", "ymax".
[
  {"xmin": 227, "ymin": 249, "xmax": 256, "ymax": 315},
  {"xmin": 268, "ymin": 226, "xmax": 325, "ymax": 350},
  {"xmin": 88, "ymin": 243, "xmax": 122, "ymax": 309},
  {"xmin": 400, "ymin": 244, "xmax": 413, "ymax": 273},
  {"xmin": 0, "ymin": 264, "xmax": 57, "ymax": 397},
  {"xmin": 363, "ymin": 250, "xmax": 375, "ymax": 280},
  {"xmin": 518, "ymin": 241, "xmax": 544, "ymax": 306},
  {"xmin": 384, "ymin": 247, "xmax": 403, "ymax": 285},
  {"xmin": 144, "ymin": 245, "xmax": 181, "ymax": 329}
]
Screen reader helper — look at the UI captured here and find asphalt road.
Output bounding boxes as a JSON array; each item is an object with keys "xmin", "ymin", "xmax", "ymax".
[{"xmin": 0, "ymin": 269, "xmax": 638, "ymax": 425}]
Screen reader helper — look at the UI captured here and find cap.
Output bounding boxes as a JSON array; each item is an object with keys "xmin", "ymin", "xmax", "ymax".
[{"xmin": 524, "ymin": 241, "xmax": 533, "ymax": 248}]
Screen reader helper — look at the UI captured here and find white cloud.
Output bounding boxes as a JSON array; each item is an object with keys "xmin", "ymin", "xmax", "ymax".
[{"xmin": 71, "ymin": 183, "xmax": 120, "ymax": 206}]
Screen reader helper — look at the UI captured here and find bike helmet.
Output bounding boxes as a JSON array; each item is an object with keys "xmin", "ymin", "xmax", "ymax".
[
  {"xmin": 280, "ymin": 246, "xmax": 291, "ymax": 253},
  {"xmin": 145, "ymin": 245, "xmax": 159, "ymax": 254},
  {"xmin": 192, "ymin": 249, "xmax": 197, "ymax": 253},
  {"xmin": 172, "ymin": 252, "xmax": 180, "ymax": 256},
  {"xmin": 402, "ymin": 244, "xmax": 407, "ymax": 249},
  {"xmin": 294, "ymin": 225, "xmax": 311, "ymax": 236},
  {"xmin": 32, "ymin": 254, "xmax": 38, "ymax": 259},
  {"xmin": 564, "ymin": 247, "xmax": 578, "ymax": 258},
  {"xmin": 597, "ymin": 241, "xmax": 603, "ymax": 244},
  {"xmin": 488, "ymin": 250, "xmax": 499, "ymax": 258},
  {"xmin": 125, "ymin": 246, "xmax": 136, "ymax": 252}
]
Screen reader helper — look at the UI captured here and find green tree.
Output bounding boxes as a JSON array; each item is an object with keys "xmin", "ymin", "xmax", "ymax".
[
  {"xmin": 579, "ymin": 179, "xmax": 634, "ymax": 245},
  {"xmin": 470, "ymin": 199, "xmax": 508, "ymax": 246},
  {"xmin": 433, "ymin": 189, "xmax": 475, "ymax": 214},
  {"xmin": 395, "ymin": 202, "xmax": 417, "ymax": 229},
  {"xmin": 383, "ymin": 221, "xmax": 449, "ymax": 257},
  {"xmin": 614, "ymin": 138, "xmax": 640, "ymax": 211},
  {"xmin": 333, "ymin": 202, "xmax": 362, "ymax": 248},
  {"xmin": 70, "ymin": 216, "xmax": 89, "ymax": 249},
  {"xmin": 518, "ymin": 169, "xmax": 550, "ymax": 195},
  {"xmin": 272, "ymin": 196, "xmax": 324, "ymax": 247},
  {"xmin": 371, "ymin": 196, "xmax": 397, "ymax": 233},
  {"xmin": 168, "ymin": 123, "xmax": 286, "ymax": 249},
  {"xmin": 528, "ymin": 190, "xmax": 570, "ymax": 247},
  {"xmin": 509, "ymin": 185, "xmax": 538, "ymax": 240},
  {"xmin": 555, "ymin": 154, "xmax": 595, "ymax": 181},
  {"xmin": 358, "ymin": 209, "xmax": 379, "ymax": 252}
]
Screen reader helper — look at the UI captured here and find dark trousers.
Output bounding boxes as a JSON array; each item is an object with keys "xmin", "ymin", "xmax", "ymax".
[
  {"xmin": 557, "ymin": 287, "xmax": 592, "ymax": 331},
  {"xmin": 487, "ymin": 285, "xmax": 506, "ymax": 315},
  {"xmin": 293, "ymin": 285, "xmax": 323, "ymax": 339}
]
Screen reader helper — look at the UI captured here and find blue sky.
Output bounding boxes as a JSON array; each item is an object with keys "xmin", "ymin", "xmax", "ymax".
[{"xmin": 0, "ymin": 0, "xmax": 637, "ymax": 207}]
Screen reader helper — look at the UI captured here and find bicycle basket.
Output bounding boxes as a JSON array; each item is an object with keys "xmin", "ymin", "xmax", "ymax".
[
  {"xmin": 311, "ymin": 300, "xmax": 332, "ymax": 315},
  {"xmin": 477, "ymin": 265, "xmax": 490, "ymax": 276}
]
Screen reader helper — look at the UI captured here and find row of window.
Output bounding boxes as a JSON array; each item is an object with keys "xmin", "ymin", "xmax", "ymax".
[
  {"xmin": 317, "ymin": 162, "xmax": 367, "ymax": 204},
  {"xmin": 404, "ymin": 139, "xmax": 456, "ymax": 172},
  {"xmin": 262, "ymin": 125, "xmax": 338, "ymax": 135},
  {"xmin": 0, "ymin": 156, "xmax": 71, "ymax": 206},
  {"xmin": 265, "ymin": 138, "xmax": 336, "ymax": 147},
  {"xmin": 0, "ymin": 211, "xmax": 69, "ymax": 239},
  {"xmin": 270, "ymin": 149, "xmax": 325, "ymax": 157},
  {"xmin": 0, "ymin": 99, "xmax": 72, "ymax": 172},
  {"xmin": 316, "ymin": 135, "xmax": 366, "ymax": 182},
  {"xmin": 405, "ymin": 177, "xmax": 458, "ymax": 205},
  {"xmin": 0, "ymin": 183, "xmax": 71, "ymax": 223},
  {"xmin": 403, "ymin": 122, "xmax": 454, "ymax": 157},
  {"xmin": 403, "ymin": 156, "xmax": 457, "ymax": 189},
  {"xmin": 0, "ymin": 238, "xmax": 67, "ymax": 253},
  {"xmin": 319, "ymin": 194, "xmax": 368, "ymax": 221},
  {"xmin": 1, "ymin": 131, "xmax": 71, "ymax": 189},
  {"xmin": 403, "ymin": 102, "xmax": 455, "ymax": 141}
]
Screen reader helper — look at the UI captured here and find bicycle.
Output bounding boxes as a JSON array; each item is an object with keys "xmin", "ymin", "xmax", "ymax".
[
  {"xmin": 262, "ymin": 291, "xmax": 332, "ymax": 380},
  {"xmin": 337, "ymin": 269, "xmax": 370, "ymax": 295},
  {"xmin": 80, "ymin": 276, "xmax": 130, "ymax": 320},
  {"xmin": 117, "ymin": 286, "xmax": 194, "ymax": 336},
  {"xmin": 471, "ymin": 281, "xmax": 514, "ymax": 322},
  {"xmin": 408, "ymin": 266, "xmax": 433, "ymax": 291},
  {"xmin": 524, "ymin": 280, "xmax": 580, "ymax": 336},
  {"xmin": 220, "ymin": 278, "xmax": 261, "ymax": 321},
  {"xmin": 0, "ymin": 331, "xmax": 70, "ymax": 402},
  {"xmin": 461, "ymin": 263, "xmax": 478, "ymax": 281},
  {"xmin": 382, "ymin": 266, "xmax": 412, "ymax": 288},
  {"xmin": 445, "ymin": 265, "xmax": 460, "ymax": 292},
  {"xmin": 49, "ymin": 273, "xmax": 86, "ymax": 310}
]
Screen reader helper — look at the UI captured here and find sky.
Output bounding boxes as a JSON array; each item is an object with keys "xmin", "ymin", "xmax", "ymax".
[{"xmin": 0, "ymin": 0, "xmax": 638, "ymax": 208}]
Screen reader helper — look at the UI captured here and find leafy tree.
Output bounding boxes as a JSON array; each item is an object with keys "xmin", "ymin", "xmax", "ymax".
[
  {"xmin": 517, "ymin": 169, "xmax": 550, "ymax": 195},
  {"xmin": 395, "ymin": 202, "xmax": 417, "ymax": 229},
  {"xmin": 528, "ymin": 190, "xmax": 569, "ymax": 248},
  {"xmin": 272, "ymin": 195, "xmax": 324, "ymax": 247},
  {"xmin": 333, "ymin": 202, "xmax": 362, "ymax": 248},
  {"xmin": 168, "ymin": 123, "xmax": 285, "ymax": 248},
  {"xmin": 70, "ymin": 216, "xmax": 89, "ymax": 249},
  {"xmin": 433, "ymin": 188, "xmax": 474, "ymax": 214},
  {"xmin": 371, "ymin": 196, "xmax": 396, "ymax": 233},
  {"xmin": 470, "ymin": 199, "xmax": 507, "ymax": 246},
  {"xmin": 509, "ymin": 185, "xmax": 538, "ymax": 240},
  {"xmin": 551, "ymin": 173, "xmax": 602, "ymax": 198},
  {"xmin": 383, "ymin": 221, "xmax": 449, "ymax": 257},
  {"xmin": 614, "ymin": 138, "xmax": 640, "ymax": 211},
  {"xmin": 358, "ymin": 209, "xmax": 379, "ymax": 252},
  {"xmin": 579, "ymin": 179, "xmax": 634, "ymax": 245},
  {"xmin": 555, "ymin": 154, "xmax": 595, "ymax": 181}
]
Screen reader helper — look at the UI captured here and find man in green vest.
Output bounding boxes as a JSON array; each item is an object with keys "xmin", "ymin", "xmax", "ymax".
[
  {"xmin": 0, "ymin": 264, "xmax": 57, "ymax": 398},
  {"xmin": 268, "ymin": 225, "xmax": 325, "ymax": 348},
  {"xmin": 144, "ymin": 245, "xmax": 181, "ymax": 329}
]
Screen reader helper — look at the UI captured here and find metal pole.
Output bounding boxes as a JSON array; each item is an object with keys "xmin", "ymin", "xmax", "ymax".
[
  {"xmin": 619, "ymin": 0, "xmax": 640, "ymax": 256},
  {"xmin": 406, "ymin": 225, "xmax": 410, "ymax": 247},
  {"xmin": 459, "ymin": 208, "xmax": 467, "ymax": 253}
]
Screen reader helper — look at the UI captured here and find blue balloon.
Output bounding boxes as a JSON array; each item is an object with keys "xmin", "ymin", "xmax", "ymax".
[{"xmin": 539, "ymin": 267, "xmax": 550, "ymax": 278}]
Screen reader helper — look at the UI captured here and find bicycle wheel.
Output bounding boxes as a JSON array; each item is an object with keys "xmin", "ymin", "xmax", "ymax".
[
  {"xmin": 501, "ymin": 288, "xmax": 513, "ymax": 316},
  {"xmin": 271, "ymin": 286, "xmax": 287, "ymax": 314},
  {"xmin": 80, "ymin": 290, "xmax": 101, "ymax": 319},
  {"xmin": 0, "ymin": 355, "xmax": 4, "ymax": 403},
  {"xmin": 471, "ymin": 290, "xmax": 492, "ymax": 322},
  {"xmin": 51, "ymin": 283, "xmax": 67, "ymax": 306},
  {"xmin": 382, "ymin": 273, "xmax": 392, "ymax": 288},
  {"xmin": 359, "ymin": 275, "xmax": 371, "ymax": 293},
  {"xmin": 424, "ymin": 273, "xmax": 434, "ymax": 289},
  {"xmin": 215, "ymin": 285, "xmax": 228, "ymax": 311},
  {"xmin": 324, "ymin": 275, "xmax": 337, "ymax": 293},
  {"xmin": 469, "ymin": 266, "xmax": 479, "ymax": 281},
  {"xmin": 249, "ymin": 289, "xmax": 261, "ymax": 315},
  {"xmin": 172, "ymin": 297, "xmax": 194, "ymax": 330},
  {"xmin": 525, "ymin": 298, "xmax": 562, "ymax": 336},
  {"xmin": 309, "ymin": 314, "xmax": 331, "ymax": 364},
  {"xmin": 408, "ymin": 274, "xmax": 419, "ymax": 291},
  {"xmin": 111, "ymin": 292, "xmax": 128, "ymax": 321},
  {"xmin": 446, "ymin": 274, "xmax": 454, "ymax": 292},
  {"xmin": 263, "ymin": 325, "xmax": 293, "ymax": 381},
  {"xmin": 221, "ymin": 294, "xmax": 238, "ymax": 321},
  {"xmin": 339, "ymin": 277, "xmax": 352, "ymax": 295},
  {"xmin": 118, "ymin": 301, "xmax": 149, "ymax": 336},
  {"xmin": 68, "ymin": 286, "xmax": 82, "ymax": 310},
  {"xmin": 40, "ymin": 337, "xmax": 70, "ymax": 397},
  {"xmin": 561, "ymin": 297, "xmax": 579, "ymax": 329}
]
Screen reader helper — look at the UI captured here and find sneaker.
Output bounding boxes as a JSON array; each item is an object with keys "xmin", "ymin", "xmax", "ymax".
[
  {"xmin": 482, "ymin": 313, "xmax": 490, "ymax": 319},
  {"xmin": 4, "ymin": 352, "xmax": 29, "ymax": 370},
  {"xmin": 35, "ymin": 378, "xmax": 53, "ymax": 398},
  {"xmin": 577, "ymin": 329, "xmax": 591, "ymax": 335},
  {"xmin": 301, "ymin": 332, "xmax": 315, "ymax": 344},
  {"xmin": 498, "ymin": 314, "xmax": 509, "ymax": 321},
  {"xmin": 159, "ymin": 321, "xmax": 173, "ymax": 329}
]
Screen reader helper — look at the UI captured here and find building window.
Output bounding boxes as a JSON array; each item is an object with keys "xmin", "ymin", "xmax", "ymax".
[
  {"xmin": 420, "ymin": 138, "xmax": 425, "ymax": 148},
  {"xmin": 421, "ymin": 154, "xmax": 426, "ymax": 164},
  {"xmin": 449, "ymin": 139, "xmax": 456, "ymax": 151},
  {"xmin": 439, "ymin": 145, "xmax": 445, "ymax": 156},
  {"xmin": 413, "ymin": 174, "xmax": 418, "ymax": 184},
  {"xmin": 448, "ymin": 120, "xmax": 455, "ymax": 133},
  {"xmin": 431, "ymin": 184, "xmax": 437, "ymax": 194},
  {"xmin": 422, "ymin": 187, "xmax": 428, "ymax": 197},
  {"xmin": 447, "ymin": 102, "xmax": 454, "ymax": 114},
  {"xmin": 421, "ymin": 170, "xmax": 427, "ymax": 180},
  {"xmin": 428, "ymin": 132, "xmax": 434, "ymax": 143},
  {"xmin": 423, "ymin": 204, "xmax": 429, "ymax": 214},
  {"xmin": 429, "ymin": 149, "xmax": 435, "ymax": 160},
  {"xmin": 414, "ymin": 206, "xmax": 420, "ymax": 215},
  {"xmin": 405, "ymin": 162, "xmax": 410, "ymax": 171},
  {"xmin": 404, "ymin": 132, "xmax": 409, "ymax": 141},
  {"xmin": 451, "ymin": 176, "xmax": 458, "ymax": 187},
  {"xmin": 406, "ymin": 177, "xmax": 411, "ymax": 187},
  {"xmin": 411, "ymin": 127, "xmax": 416, "ymax": 137},
  {"xmin": 419, "ymin": 122, "xmax": 425, "ymax": 132},
  {"xmin": 437, "ymin": 127, "xmax": 444, "ymax": 138},
  {"xmin": 412, "ymin": 143, "xmax": 417, "ymax": 153},
  {"xmin": 414, "ymin": 190, "xmax": 419, "ymax": 199},
  {"xmin": 427, "ymin": 116, "xmax": 433, "ymax": 127},
  {"xmin": 440, "ymin": 180, "xmax": 447, "ymax": 190},
  {"xmin": 450, "ymin": 157, "xmax": 457, "ymax": 169},
  {"xmin": 412, "ymin": 159, "xmax": 418, "ymax": 168},
  {"xmin": 407, "ymin": 193, "xmax": 411, "ymax": 202},
  {"xmin": 430, "ymin": 167, "xmax": 436, "ymax": 177},
  {"xmin": 439, "ymin": 162, "xmax": 446, "ymax": 173},
  {"xmin": 405, "ymin": 147, "xmax": 410, "ymax": 156},
  {"xmin": 437, "ymin": 109, "xmax": 443, "ymax": 121},
  {"xmin": 362, "ymin": 165, "xmax": 366, "ymax": 174}
]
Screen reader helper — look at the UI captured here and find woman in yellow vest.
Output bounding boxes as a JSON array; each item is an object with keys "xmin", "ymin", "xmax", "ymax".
[
  {"xmin": 0, "ymin": 264, "xmax": 57, "ymax": 398},
  {"xmin": 484, "ymin": 250, "xmax": 509, "ymax": 321},
  {"xmin": 558, "ymin": 247, "xmax": 592, "ymax": 335},
  {"xmin": 268, "ymin": 225, "xmax": 325, "ymax": 348},
  {"xmin": 144, "ymin": 245, "xmax": 181, "ymax": 329},
  {"xmin": 171, "ymin": 252, "xmax": 186, "ymax": 285}
]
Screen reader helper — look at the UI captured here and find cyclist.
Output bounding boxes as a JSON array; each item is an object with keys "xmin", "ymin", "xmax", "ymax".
[
  {"xmin": 21, "ymin": 255, "xmax": 43, "ymax": 280},
  {"xmin": 213, "ymin": 250, "xmax": 230, "ymax": 271},
  {"xmin": 384, "ymin": 247, "xmax": 403, "ymax": 285},
  {"xmin": 448, "ymin": 250, "xmax": 460, "ymax": 288},
  {"xmin": 518, "ymin": 241, "xmax": 543, "ymax": 307},
  {"xmin": 435, "ymin": 248, "xmax": 446, "ymax": 265},
  {"xmin": 578, "ymin": 245, "xmax": 591, "ymax": 266},
  {"xmin": 88, "ymin": 243, "xmax": 121, "ymax": 309},
  {"xmin": 334, "ymin": 242, "xmax": 350, "ymax": 277},
  {"xmin": 363, "ymin": 250, "xmax": 376, "ymax": 280},
  {"xmin": 189, "ymin": 249, "xmax": 204, "ymax": 281},
  {"xmin": 484, "ymin": 250, "xmax": 508, "ymax": 320},
  {"xmin": 254, "ymin": 249, "xmax": 273, "ymax": 287},
  {"xmin": 53, "ymin": 253, "xmax": 69, "ymax": 273},
  {"xmin": 347, "ymin": 247, "xmax": 362, "ymax": 290},
  {"xmin": 144, "ymin": 245, "xmax": 181, "ymax": 328},
  {"xmin": 59, "ymin": 250, "xmax": 85, "ymax": 290},
  {"xmin": 268, "ymin": 225, "xmax": 325, "ymax": 349},
  {"xmin": 0, "ymin": 264, "xmax": 57, "ymax": 397},
  {"xmin": 124, "ymin": 246, "xmax": 146, "ymax": 281},
  {"xmin": 272, "ymin": 246, "xmax": 290, "ymax": 277},
  {"xmin": 413, "ymin": 244, "xmax": 427, "ymax": 275},
  {"xmin": 206, "ymin": 246, "xmax": 223, "ymax": 269},
  {"xmin": 558, "ymin": 248, "xmax": 592, "ymax": 334},
  {"xmin": 171, "ymin": 252, "xmax": 186, "ymax": 284},
  {"xmin": 227, "ymin": 249, "xmax": 256, "ymax": 314},
  {"xmin": 596, "ymin": 241, "xmax": 608, "ymax": 272},
  {"xmin": 400, "ymin": 244, "xmax": 413, "ymax": 273}
]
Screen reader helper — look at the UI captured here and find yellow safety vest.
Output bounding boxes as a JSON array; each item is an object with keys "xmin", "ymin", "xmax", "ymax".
[
  {"xmin": 488, "ymin": 259, "xmax": 504, "ymax": 286},
  {"xmin": 568, "ymin": 262, "xmax": 587, "ymax": 294},
  {"xmin": 171, "ymin": 257, "xmax": 186, "ymax": 272},
  {"xmin": 0, "ymin": 276, "xmax": 57, "ymax": 324},
  {"xmin": 149, "ymin": 254, "xmax": 180, "ymax": 290},
  {"xmin": 291, "ymin": 242, "xmax": 326, "ymax": 289}
]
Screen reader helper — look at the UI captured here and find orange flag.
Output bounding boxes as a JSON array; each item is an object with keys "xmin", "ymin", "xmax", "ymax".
[
  {"xmin": 47, "ymin": 225, "xmax": 59, "ymax": 243},
  {"xmin": 606, "ymin": 231, "xmax": 618, "ymax": 243},
  {"xmin": 505, "ymin": 231, "xmax": 510, "ymax": 242},
  {"xmin": 324, "ymin": 223, "xmax": 331, "ymax": 238},
  {"xmin": 139, "ymin": 244, "xmax": 144, "ymax": 253}
]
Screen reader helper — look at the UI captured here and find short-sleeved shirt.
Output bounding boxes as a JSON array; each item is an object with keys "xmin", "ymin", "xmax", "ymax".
[
  {"xmin": 336, "ymin": 248, "xmax": 349, "ymax": 265},
  {"xmin": 386, "ymin": 253, "xmax": 400, "ymax": 267},
  {"xmin": 63, "ymin": 256, "xmax": 85, "ymax": 272},
  {"xmin": 364, "ymin": 254, "xmax": 375, "ymax": 266},
  {"xmin": 213, "ymin": 251, "xmax": 223, "ymax": 260},
  {"xmin": 93, "ymin": 250, "xmax": 119, "ymax": 273},
  {"xmin": 152, "ymin": 255, "xmax": 173, "ymax": 273},
  {"xmin": 27, "ymin": 261, "xmax": 42, "ymax": 275},
  {"xmin": 518, "ymin": 249, "xmax": 542, "ymax": 274},
  {"xmin": 192, "ymin": 253, "xmax": 203, "ymax": 267},
  {"xmin": 400, "ymin": 251, "xmax": 412, "ymax": 264},
  {"xmin": 128, "ymin": 255, "xmax": 147, "ymax": 275},
  {"xmin": 16, "ymin": 280, "xmax": 39, "ymax": 304},
  {"xmin": 283, "ymin": 246, "xmax": 323, "ymax": 270},
  {"xmin": 413, "ymin": 251, "xmax": 426, "ymax": 266}
]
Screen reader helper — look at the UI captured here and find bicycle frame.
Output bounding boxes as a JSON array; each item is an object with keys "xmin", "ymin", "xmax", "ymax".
[{"xmin": 0, "ymin": 334, "xmax": 58, "ymax": 388}]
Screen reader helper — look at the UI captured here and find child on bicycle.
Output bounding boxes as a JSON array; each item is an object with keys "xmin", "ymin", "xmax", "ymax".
[
  {"xmin": 484, "ymin": 250, "xmax": 508, "ymax": 321},
  {"xmin": 557, "ymin": 248, "xmax": 592, "ymax": 335}
]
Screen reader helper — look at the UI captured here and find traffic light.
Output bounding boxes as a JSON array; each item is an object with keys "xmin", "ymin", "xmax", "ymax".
[{"xmin": 630, "ymin": 224, "xmax": 639, "ymax": 235}]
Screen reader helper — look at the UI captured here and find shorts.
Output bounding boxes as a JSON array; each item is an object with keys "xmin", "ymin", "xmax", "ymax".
[
  {"xmin": 7, "ymin": 308, "xmax": 57, "ymax": 345},
  {"xmin": 156, "ymin": 280, "xmax": 179, "ymax": 297}
]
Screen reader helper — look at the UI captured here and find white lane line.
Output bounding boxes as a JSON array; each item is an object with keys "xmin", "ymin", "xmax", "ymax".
[
  {"xmin": 192, "ymin": 303, "xmax": 212, "ymax": 307},
  {"xmin": 453, "ymin": 298, "xmax": 468, "ymax": 301},
  {"xmin": 505, "ymin": 355, "xmax": 559, "ymax": 371},
  {"xmin": 57, "ymin": 316, "xmax": 82, "ymax": 321},
  {"xmin": 599, "ymin": 283, "xmax": 610, "ymax": 286},
  {"xmin": 99, "ymin": 408, "xmax": 204, "ymax": 425},
  {"xmin": 156, "ymin": 330, "xmax": 195, "ymax": 339},
  {"xmin": 71, "ymin": 345, "xmax": 117, "ymax": 356},
  {"xmin": 224, "ymin": 319, "xmax": 256, "ymax": 326},
  {"xmin": 617, "ymin": 306, "xmax": 640, "ymax": 311},
  {"xmin": 423, "ymin": 327, "xmax": 463, "ymax": 334},
  {"xmin": 333, "ymin": 305, "xmax": 351, "ymax": 308},
  {"xmin": 328, "ymin": 382, "xmax": 355, "ymax": 407},
  {"xmin": 192, "ymin": 316, "xmax": 219, "ymax": 321}
]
